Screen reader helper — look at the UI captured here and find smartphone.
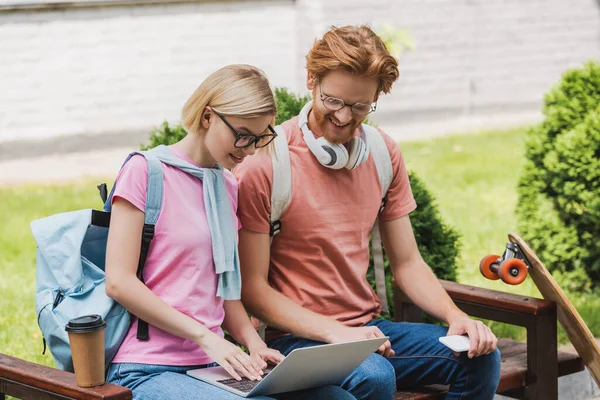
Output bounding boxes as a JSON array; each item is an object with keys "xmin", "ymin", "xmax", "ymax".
[{"xmin": 439, "ymin": 335, "xmax": 471, "ymax": 352}]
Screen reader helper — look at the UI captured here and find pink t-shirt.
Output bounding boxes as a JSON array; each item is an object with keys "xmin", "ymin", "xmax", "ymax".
[
  {"xmin": 233, "ymin": 117, "xmax": 416, "ymax": 340},
  {"xmin": 110, "ymin": 146, "xmax": 240, "ymax": 366}
]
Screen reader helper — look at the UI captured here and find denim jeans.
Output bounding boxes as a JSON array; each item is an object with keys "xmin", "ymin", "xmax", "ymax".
[
  {"xmin": 107, "ymin": 362, "xmax": 356, "ymax": 400},
  {"xmin": 269, "ymin": 318, "xmax": 501, "ymax": 400}
]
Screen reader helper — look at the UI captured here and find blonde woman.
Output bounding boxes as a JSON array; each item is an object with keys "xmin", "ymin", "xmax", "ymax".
[{"xmin": 104, "ymin": 65, "xmax": 355, "ymax": 400}]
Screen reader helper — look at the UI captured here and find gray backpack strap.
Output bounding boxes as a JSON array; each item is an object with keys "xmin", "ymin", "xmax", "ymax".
[
  {"xmin": 103, "ymin": 149, "xmax": 165, "ymax": 340},
  {"xmin": 259, "ymin": 125, "xmax": 291, "ymax": 340},
  {"xmin": 270, "ymin": 125, "xmax": 292, "ymax": 238},
  {"xmin": 363, "ymin": 124, "xmax": 393, "ymax": 197},
  {"xmin": 103, "ymin": 150, "xmax": 164, "ymax": 223},
  {"xmin": 362, "ymin": 124, "xmax": 393, "ymax": 314}
]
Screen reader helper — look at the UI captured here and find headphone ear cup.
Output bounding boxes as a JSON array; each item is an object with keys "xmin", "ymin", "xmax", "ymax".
[
  {"xmin": 345, "ymin": 137, "xmax": 368, "ymax": 170},
  {"xmin": 316, "ymin": 137, "xmax": 348, "ymax": 169}
]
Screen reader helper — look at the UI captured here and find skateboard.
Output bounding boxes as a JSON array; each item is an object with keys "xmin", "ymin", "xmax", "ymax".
[{"xmin": 479, "ymin": 233, "xmax": 600, "ymax": 387}]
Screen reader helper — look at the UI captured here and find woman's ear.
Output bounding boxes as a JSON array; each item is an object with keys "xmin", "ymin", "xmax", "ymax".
[{"xmin": 201, "ymin": 107, "xmax": 212, "ymax": 130}]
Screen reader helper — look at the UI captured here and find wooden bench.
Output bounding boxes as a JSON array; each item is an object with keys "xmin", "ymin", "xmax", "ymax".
[
  {"xmin": 392, "ymin": 280, "xmax": 585, "ymax": 399},
  {"xmin": 0, "ymin": 280, "xmax": 585, "ymax": 400},
  {"xmin": 0, "ymin": 352, "xmax": 131, "ymax": 400}
]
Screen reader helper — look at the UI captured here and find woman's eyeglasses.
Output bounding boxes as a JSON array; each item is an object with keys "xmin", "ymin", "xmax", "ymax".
[{"xmin": 214, "ymin": 111, "xmax": 277, "ymax": 149}]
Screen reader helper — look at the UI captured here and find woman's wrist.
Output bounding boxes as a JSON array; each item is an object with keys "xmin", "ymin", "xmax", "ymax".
[
  {"xmin": 244, "ymin": 332, "xmax": 267, "ymax": 352},
  {"xmin": 191, "ymin": 324, "xmax": 211, "ymax": 346}
]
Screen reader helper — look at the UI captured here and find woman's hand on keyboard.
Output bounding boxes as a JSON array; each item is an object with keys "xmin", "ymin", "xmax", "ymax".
[
  {"xmin": 248, "ymin": 344, "xmax": 285, "ymax": 370},
  {"xmin": 198, "ymin": 331, "xmax": 264, "ymax": 381}
]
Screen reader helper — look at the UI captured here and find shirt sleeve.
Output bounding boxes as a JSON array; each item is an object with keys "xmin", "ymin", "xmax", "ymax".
[
  {"xmin": 232, "ymin": 152, "xmax": 273, "ymax": 234},
  {"xmin": 223, "ymin": 169, "xmax": 243, "ymax": 231},
  {"xmin": 112, "ymin": 154, "xmax": 148, "ymax": 212},
  {"xmin": 378, "ymin": 129, "xmax": 417, "ymax": 221}
]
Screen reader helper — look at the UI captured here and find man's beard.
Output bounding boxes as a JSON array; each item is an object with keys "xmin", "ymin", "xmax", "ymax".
[{"xmin": 312, "ymin": 109, "xmax": 361, "ymax": 145}]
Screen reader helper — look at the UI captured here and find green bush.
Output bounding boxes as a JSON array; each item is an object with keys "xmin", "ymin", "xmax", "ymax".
[
  {"xmin": 408, "ymin": 173, "xmax": 460, "ymax": 283},
  {"xmin": 516, "ymin": 61, "xmax": 600, "ymax": 291},
  {"xmin": 274, "ymin": 87, "xmax": 312, "ymax": 125},
  {"xmin": 142, "ymin": 88, "xmax": 461, "ymax": 318},
  {"xmin": 141, "ymin": 121, "xmax": 187, "ymax": 151},
  {"xmin": 367, "ymin": 173, "xmax": 460, "ymax": 319}
]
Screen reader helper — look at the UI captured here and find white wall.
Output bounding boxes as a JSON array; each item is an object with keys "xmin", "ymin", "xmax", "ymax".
[
  {"xmin": 0, "ymin": 0, "xmax": 296, "ymax": 142},
  {"xmin": 1, "ymin": 0, "xmax": 599, "ymax": 144},
  {"xmin": 306, "ymin": 0, "xmax": 600, "ymax": 125}
]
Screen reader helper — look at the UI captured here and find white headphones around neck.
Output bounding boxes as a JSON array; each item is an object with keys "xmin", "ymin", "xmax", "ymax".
[{"xmin": 298, "ymin": 101, "xmax": 369, "ymax": 170}]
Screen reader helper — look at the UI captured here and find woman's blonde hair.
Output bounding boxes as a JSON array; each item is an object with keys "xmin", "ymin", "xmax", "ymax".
[{"xmin": 182, "ymin": 64, "xmax": 276, "ymax": 135}]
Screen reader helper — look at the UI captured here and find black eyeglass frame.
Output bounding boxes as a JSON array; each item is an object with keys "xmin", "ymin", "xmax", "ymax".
[
  {"xmin": 318, "ymin": 84, "xmax": 377, "ymax": 115},
  {"xmin": 213, "ymin": 110, "xmax": 277, "ymax": 149}
]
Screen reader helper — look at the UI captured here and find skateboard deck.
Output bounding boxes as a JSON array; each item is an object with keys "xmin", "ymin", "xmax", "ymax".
[{"xmin": 508, "ymin": 232, "xmax": 600, "ymax": 387}]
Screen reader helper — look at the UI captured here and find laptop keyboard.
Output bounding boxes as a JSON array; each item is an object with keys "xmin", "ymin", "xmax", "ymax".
[{"xmin": 217, "ymin": 367, "xmax": 273, "ymax": 393}]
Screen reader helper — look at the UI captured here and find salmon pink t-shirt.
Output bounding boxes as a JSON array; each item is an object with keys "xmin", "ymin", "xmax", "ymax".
[
  {"xmin": 110, "ymin": 146, "xmax": 240, "ymax": 366},
  {"xmin": 233, "ymin": 117, "xmax": 417, "ymax": 338}
]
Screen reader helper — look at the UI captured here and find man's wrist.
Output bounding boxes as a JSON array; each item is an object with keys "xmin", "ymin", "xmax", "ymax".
[
  {"xmin": 320, "ymin": 322, "xmax": 347, "ymax": 343},
  {"xmin": 445, "ymin": 308, "xmax": 468, "ymax": 326}
]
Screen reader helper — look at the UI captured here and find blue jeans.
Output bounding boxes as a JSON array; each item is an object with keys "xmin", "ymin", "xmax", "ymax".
[
  {"xmin": 269, "ymin": 319, "xmax": 501, "ymax": 400},
  {"xmin": 107, "ymin": 362, "xmax": 356, "ymax": 400}
]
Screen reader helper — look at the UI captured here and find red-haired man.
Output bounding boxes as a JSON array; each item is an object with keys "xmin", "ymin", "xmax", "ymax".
[{"xmin": 234, "ymin": 25, "xmax": 501, "ymax": 400}]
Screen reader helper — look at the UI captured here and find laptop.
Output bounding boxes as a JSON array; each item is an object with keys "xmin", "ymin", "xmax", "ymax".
[{"xmin": 186, "ymin": 337, "xmax": 388, "ymax": 398}]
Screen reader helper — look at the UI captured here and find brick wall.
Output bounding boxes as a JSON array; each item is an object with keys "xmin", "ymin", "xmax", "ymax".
[
  {"xmin": 303, "ymin": 0, "xmax": 600, "ymax": 125},
  {"xmin": 0, "ymin": 0, "xmax": 296, "ymax": 142},
  {"xmin": 1, "ymin": 0, "xmax": 599, "ymax": 143}
]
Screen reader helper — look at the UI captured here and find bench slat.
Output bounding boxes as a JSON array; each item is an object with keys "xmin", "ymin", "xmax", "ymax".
[
  {"xmin": 1, "ymin": 379, "xmax": 73, "ymax": 400},
  {"xmin": 0, "ymin": 353, "xmax": 131, "ymax": 400},
  {"xmin": 394, "ymin": 386, "xmax": 446, "ymax": 400},
  {"xmin": 442, "ymin": 280, "xmax": 555, "ymax": 316},
  {"xmin": 394, "ymin": 280, "xmax": 556, "ymax": 316},
  {"xmin": 393, "ymin": 339, "xmax": 584, "ymax": 400}
]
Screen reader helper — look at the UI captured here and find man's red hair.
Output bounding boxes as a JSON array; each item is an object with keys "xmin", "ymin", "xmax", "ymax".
[{"xmin": 306, "ymin": 25, "xmax": 399, "ymax": 95}]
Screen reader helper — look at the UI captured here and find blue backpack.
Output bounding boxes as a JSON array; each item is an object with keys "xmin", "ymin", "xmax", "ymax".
[{"xmin": 32, "ymin": 146, "xmax": 183, "ymax": 372}]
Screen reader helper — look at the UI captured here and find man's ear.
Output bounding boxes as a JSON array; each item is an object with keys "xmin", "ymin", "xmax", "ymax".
[
  {"xmin": 373, "ymin": 85, "xmax": 381, "ymax": 103},
  {"xmin": 201, "ymin": 107, "xmax": 212, "ymax": 130},
  {"xmin": 306, "ymin": 72, "xmax": 317, "ymax": 91}
]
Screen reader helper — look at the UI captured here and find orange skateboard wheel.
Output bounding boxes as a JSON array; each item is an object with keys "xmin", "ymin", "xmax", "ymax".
[
  {"xmin": 479, "ymin": 254, "xmax": 501, "ymax": 280},
  {"xmin": 498, "ymin": 258, "xmax": 528, "ymax": 285}
]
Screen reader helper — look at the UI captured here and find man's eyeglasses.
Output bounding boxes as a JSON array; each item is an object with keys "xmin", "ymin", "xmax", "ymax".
[
  {"xmin": 319, "ymin": 84, "xmax": 377, "ymax": 115},
  {"xmin": 214, "ymin": 111, "xmax": 277, "ymax": 149}
]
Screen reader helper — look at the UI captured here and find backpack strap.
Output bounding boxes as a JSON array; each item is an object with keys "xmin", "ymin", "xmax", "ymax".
[
  {"xmin": 362, "ymin": 124, "xmax": 393, "ymax": 198},
  {"xmin": 104, "ymin": 151, "xmax": 165, "ymax": 341},
  {"xmin": 134, "ymin": 153, "xmax": 163, "ymax": 340},
  {"xmin": 362, "ymin": 124, "xmax": 393, "ymax": 314},
  {"xmin": 270, "ymin": 125, "xmax": 292, "ymax": 238},
  {"xmin": 256, "ymin": 125, "xmax": 292, "ymax": 340}
]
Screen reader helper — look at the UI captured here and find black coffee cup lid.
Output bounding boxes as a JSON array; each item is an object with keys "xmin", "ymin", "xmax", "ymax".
[{"xmin": 65, "ymin": 315, "xmax": 106, "ymax": 333}]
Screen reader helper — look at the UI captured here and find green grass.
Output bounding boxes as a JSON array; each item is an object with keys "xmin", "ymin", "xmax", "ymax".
[
  {"xmin": 2, "ymin": 127, "xmax": 599, "ymax": 369},
  {"xmin": 399, "ymin": 128, "xmax": 600, "ymax": 343},
  {"xmin": 0, "ymin": 181, "xmax": 106, "ymax": 367},
  {"xmin": 401, "ymin": 128, "xmax": 531, "ymax": 289}
]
